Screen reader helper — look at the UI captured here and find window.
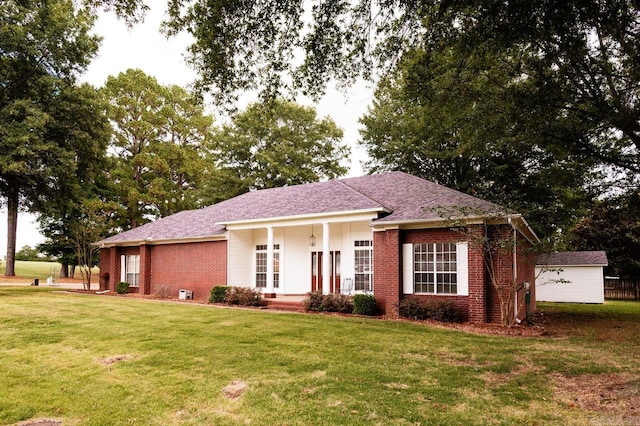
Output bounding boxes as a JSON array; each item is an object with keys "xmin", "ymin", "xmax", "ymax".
[
  {"xmin": 256, "ymin": 244, "xmax": 279, "ymax": 288},
  {"xmin": 124, "ymin": 254, "xmax": 140, "ymax": 287},
  {"xmin": 354, "ymin": 240, "xmax": 373, "ymax": 291},
  {"xmin": 404, "ymin": 242, "xmax": 468, "ymax": 296}
]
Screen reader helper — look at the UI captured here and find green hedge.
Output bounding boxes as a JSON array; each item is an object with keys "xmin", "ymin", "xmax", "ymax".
[
  {"xmin": 209, "ymin": 286, "xmax": 228, "ymax": 303},
  {"xmin": 352, "ymin": 294, "xmax": 377, "ymax": 316},
  {"xmin": 115, "ymin": 281, "xmax": 130, "ymax": 294},
  {"xmin": 398, "ymin": 297, "xmax": 457, "ymax": 322}
]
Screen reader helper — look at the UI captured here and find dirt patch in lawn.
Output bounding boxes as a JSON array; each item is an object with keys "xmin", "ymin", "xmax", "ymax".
[
  {"xmin": 223, "ymin": 381, "xmax": 247, "ymax": 400},
  {"xmin": 551, "ymin": 372, "xmax": 640, "ymax": 416},
  {"xmin": 17, "ymin": 419, "xmax": 62, "ymax": 426},
  {"xmin": 99, "ymin": 354, "xmax": 134, "ymax": 365}
]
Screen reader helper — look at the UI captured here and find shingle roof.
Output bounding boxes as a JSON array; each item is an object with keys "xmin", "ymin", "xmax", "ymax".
[
  {"xmin": 96, "ymin": 171, "xmax": 510, "ymax": 245},
  {"xmin": 536, "ymin": 251, "xmax": 608, "ymax": 266}
]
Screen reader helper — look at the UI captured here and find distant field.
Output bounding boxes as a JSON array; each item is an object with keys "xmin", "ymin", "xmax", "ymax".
[{"xmin": 0, "ymin": 260, "xmax": 98, "ymax": 281}]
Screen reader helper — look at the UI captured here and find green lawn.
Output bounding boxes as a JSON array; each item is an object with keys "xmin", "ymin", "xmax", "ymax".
[
  {"xmin": 0, "ymin": 260, "xmax": 98, "ymax": 280},
  {"xmin": 0, "ymin": 289, "xmax": 638, "ymax": 425}
]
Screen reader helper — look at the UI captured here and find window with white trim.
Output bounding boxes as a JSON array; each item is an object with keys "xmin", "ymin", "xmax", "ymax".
[
  {"xmin": 124, "ymin": 254, "xmax": 140, "ymax": 287},
  {"xmin": 414, "ymin": 243, "xmax": 457, "ymax": 294},
  {"xmin": 354, "ymin": 240, "xmax": 373, "ymax": 292},
  {"xmin": 256, "ymin": 244, "xmax": 279, "ymax": 288},
  {"xmin": 403, "ymin": 242, "xmax": 469, "ymax": 296}
]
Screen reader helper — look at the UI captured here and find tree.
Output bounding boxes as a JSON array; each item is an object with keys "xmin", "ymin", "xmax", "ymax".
[
  {"xmin": 0, "ymin": 0, "xmax": 106, "ymax": 276},
  {"xmin": 208, "ymin": 99, "xmax": 349, "ymax": 197},
  {"xmin": 102, "ymin": 69, "xmax": 215, "ymax": 229},
  {"xmin": 159, "ymin": 1, "xmax": 638, "ymax": 187},
  {"xmin": 15, "ymin": 246, "xmax": 41, "ymax": 262},
  {"xmin": 359, "ymin": 49, "xmax": 598, "ymax": 240},
  {"xmin": 68, "ymin": 198, "xmax": 119, "ymax": 290},
  {"xmin": 571, "ymin": 190, "xmax": 640, "ymax": 280}
]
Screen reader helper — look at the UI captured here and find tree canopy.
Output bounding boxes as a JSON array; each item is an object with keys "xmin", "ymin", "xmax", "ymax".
[
  {"xmin": 571, "ymin": 190, "xmax": 640, "ymax": 279},
  {"xmin": 0, "ymin": 0, "xmax": 107, "ymax": 275},
  {"xmin": 102, "ymin": 68, "xmax": 215, "ymax": 229},
  {"xmin": 208, "ymin": 99, "xmax": 349, "ymax": 199}
]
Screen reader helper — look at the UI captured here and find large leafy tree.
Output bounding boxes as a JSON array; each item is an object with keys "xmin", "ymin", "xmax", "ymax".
[
  {"xmin": 102, "ymin": 69, "xmax": 214, "ymax": 229},
  {"xmin": 36, "ymin": 83, "xmax": 112, "ymax": 278},
  {"xmin": 0, "ymin": 0, "xmax": 106, "ymax": 276},
  {"xmin": 157, "ymin": 1, "xmax": 638, "ymax": 186},
  {"xmin": 359, "ymin": 49, "xmax": 598, "ymax": 240},
  {"xmin": 571, "ymin": 190, "xmax": 640, "ymax": 279},
  {"xmin": 208, "ymin": 99, "xmax": 349, "ymax": 198}
]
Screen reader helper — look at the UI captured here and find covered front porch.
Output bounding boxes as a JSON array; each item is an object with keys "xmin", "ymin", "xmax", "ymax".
[{"xmin": 223, "ymin": 211, "xmax": 379, "ymax": 297}]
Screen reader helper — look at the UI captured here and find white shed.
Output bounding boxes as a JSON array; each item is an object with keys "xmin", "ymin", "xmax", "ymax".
[{"xmin": 535, "ymin": 251, "xmax": 608, "ymax": 304}]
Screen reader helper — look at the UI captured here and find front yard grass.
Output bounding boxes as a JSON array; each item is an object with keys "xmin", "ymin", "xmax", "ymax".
[{"xmin": 0, "ymin": 288, "xmax": 638, "ymax": 425}]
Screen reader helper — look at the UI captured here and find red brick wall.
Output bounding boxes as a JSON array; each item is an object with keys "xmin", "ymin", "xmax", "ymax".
[
  {"xmin": 485, "ymin": 225, "xmax": 537, "ymax": 324},
  {"xmin": 373, "ymin": 229, "xmax": 401, "ymax": 316},
  {"xmin": 402, "ymin": 227, "xmax": 488, "ymax": 323},
  {"xmin": 98, "ymin": 248, "xmax": 111, "ymax": 291},
  {"xmin": 149, "ymin": 241, "xmax": 227, "ymax": 300},
  {"xmin": 98, "ymin": 241, "xmax": 227, "ymax": 299},
  {"xmin": 517, "ymin": 234, "xmax": 536, "ymax": 319}
]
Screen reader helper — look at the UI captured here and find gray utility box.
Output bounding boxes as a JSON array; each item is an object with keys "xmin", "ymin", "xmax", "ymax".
[{"xmin": 179, "ymin": 289, "xmax": 193, "ymax": 300}]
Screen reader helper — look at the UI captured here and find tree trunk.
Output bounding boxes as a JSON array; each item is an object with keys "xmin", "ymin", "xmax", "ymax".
[
  {"xmin": 69, "ymin": 265, "xmax": 75, "ymax": 278},
  {"xmin": 5, "ymin": 190, "xmax": 18, "ymax": 276},
  {"xmin": 59, "ymin": 263, "xmax": 69, "ymax": 278}
]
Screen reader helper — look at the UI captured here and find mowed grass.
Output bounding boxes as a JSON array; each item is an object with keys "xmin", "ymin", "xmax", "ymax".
[
  {"xmin": 0, "ymin": 289, "xmax": 639, "ymax": 426},
  {"xmin": 0, "ymin": 260, "xmax": 99, "ymax": 281}
]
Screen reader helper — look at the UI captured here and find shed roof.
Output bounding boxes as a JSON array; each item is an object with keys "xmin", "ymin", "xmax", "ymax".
[
  {"xmin": 536, "ymin": 251, "xmax": 608, "ymax": 267},
  {"xmin": 96, "ymin": 171, "xmax": 523, "ymax": 245}
]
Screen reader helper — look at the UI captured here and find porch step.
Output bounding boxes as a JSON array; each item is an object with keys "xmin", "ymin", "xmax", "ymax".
[{"xmin": 264, "ymin": 299, "xmax": 304, "ymax": 312}]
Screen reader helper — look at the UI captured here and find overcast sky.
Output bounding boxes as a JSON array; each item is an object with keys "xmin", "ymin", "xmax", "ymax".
[{"xmin": 1, "ymin": 5, "xmax": 375, "ymax": 257}]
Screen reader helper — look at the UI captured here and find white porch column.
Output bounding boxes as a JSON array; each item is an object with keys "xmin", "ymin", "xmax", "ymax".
[
  {"xmin": 266, "ymin": 226, "xmax": 274, "ymax": 293},
  {"xmin": 322, "ymin": 222, "xmax": 330, "ymax": 294}
]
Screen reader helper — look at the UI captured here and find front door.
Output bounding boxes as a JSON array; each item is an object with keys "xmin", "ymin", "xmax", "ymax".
[{"xmin": 311, "ymin": 251, "xmax": 341, "ymax": 293}]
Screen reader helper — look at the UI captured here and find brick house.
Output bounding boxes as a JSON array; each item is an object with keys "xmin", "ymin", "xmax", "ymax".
[{"xmin": 96, "ymin": 172, "xmax": 538, "ymax": 323}]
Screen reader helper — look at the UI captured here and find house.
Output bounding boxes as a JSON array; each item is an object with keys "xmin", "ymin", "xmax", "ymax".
[
  {"xmin": 535, "ymin": 251, "xmax": 608, "ymax": 304},
  {"xmin": 96, "ymin": 172, "xmax": 538, "ymax": 323}
]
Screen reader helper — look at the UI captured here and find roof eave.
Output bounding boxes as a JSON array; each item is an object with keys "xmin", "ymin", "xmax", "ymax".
[
  {"xmin": 219, "ymin": 207, "xmax": 389, "ymax": 227},
  {"xmin": 94, "ymin": 233, "xmax": 227, "ymax": 248},
  {"xmin": 371, "ymin": 213, "xmax": 540, "ymax": 244}
]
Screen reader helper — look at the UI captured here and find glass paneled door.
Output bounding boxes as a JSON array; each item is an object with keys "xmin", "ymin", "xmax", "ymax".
[{"xmin": 311, "ymin": 251, "xmax": 341, "ymax": 293}]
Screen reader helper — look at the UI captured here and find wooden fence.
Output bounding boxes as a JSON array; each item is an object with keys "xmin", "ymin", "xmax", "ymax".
[{"xmin": 604, "ymin": 278, "xmax": 640, "ymax": 301}]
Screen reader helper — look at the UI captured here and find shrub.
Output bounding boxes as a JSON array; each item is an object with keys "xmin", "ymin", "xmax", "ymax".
[
  {"xmin": 332, "ymin": 294, "xmax": 354, "ymax": 314},
  {"xmin": 352, "ymin": 294, "xmax": 377, "ymax": 316},
  {"xmin": 115, "ymin": 281, "xmax": 130, "ymax": 294},
  {"xmin": 303, "ymin": 292, "xmax": 354, "ymax": 314},
  {"xmin": 398, "ymin": 297, "xmax": 458, "ymax": 322},
  {"xmin": 224, "ymin": 287, "xmax": 264, "ymax": 307},
  {"xmin": 209, "ymin": 285, "xmax": 228, "ymax": 303},
  {"xmin": 154, "ymin": 285, "xmax": 171, "ymax": 299},
  {"xmin": 302, "ymin": 291, "xmax": 324, "ymax": 311}
]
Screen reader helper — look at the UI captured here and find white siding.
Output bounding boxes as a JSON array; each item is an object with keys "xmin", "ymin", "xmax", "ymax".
[
  {"xmin": 280, "ymin": 226, "xmax": 311, "ymax": 294},
  {"xmin": 535, "ymin": 266, "xmax": 605, "ymax": 303},
  {"xmin": 227, "ymin": 229, "xmax": 253, "ymax": 288}
]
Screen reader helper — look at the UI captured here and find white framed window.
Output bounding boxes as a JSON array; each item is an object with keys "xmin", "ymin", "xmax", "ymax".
[
  {"xmin": 354, "ymin": 240, "xmax": 373, "ymax": 292},
  {"xmin": 403, "ymin": 242, "xmax": 468, "ymax": 296},
  {"xmin": 256, "ymin": 244, "xmax": 279, "ymax": 288},
  {"xmin": 120, "ymin": 254, "xmax": 140, "ymax": 287}
]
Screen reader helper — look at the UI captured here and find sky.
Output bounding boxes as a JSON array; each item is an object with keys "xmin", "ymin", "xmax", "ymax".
[{"xmin": 1, "ymin": 5, "xmax": 376, "ymax": 258}]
